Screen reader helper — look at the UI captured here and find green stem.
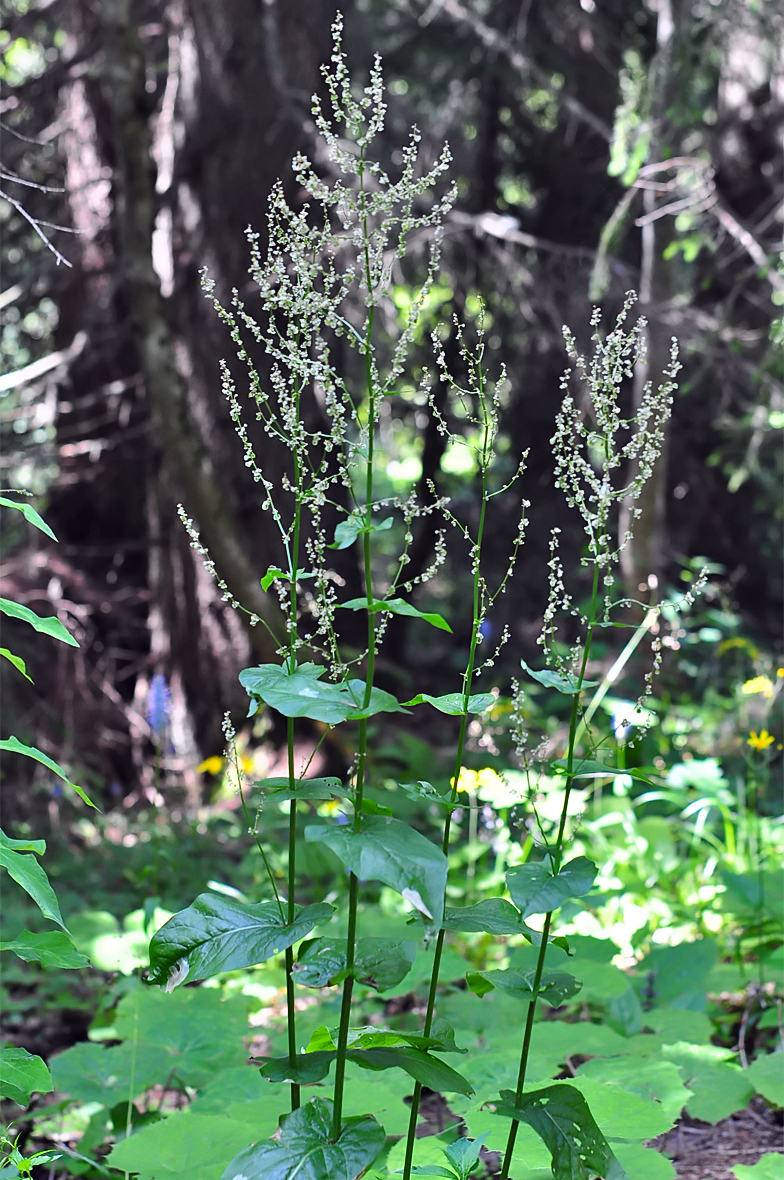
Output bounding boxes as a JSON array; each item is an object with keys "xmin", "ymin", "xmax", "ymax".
[
  {"xmin": 285, "ymin": 719, "xmax": 301, "ymax": 1111},
  {"xmin": 332, "ymin": 150, "xmax": 378, "ymax": 1141},
  {"xmin": 499, "ymin": 563, "xmax": 601, "ymax": 1179},
  {"xmin": 402, "ymin": 385, "xmax": 491, "ymax": 1178}
]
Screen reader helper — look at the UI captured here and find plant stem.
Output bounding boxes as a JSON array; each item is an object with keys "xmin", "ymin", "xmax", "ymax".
[
  {"xmin": 402, "ymin": 381, "xmax": 491, "ymax": 1178},
  {"xmin": 332, "ymin": 151, "xmax": 378, "ymax": 1140},
  {"xmin": 499, "ymin": 563, "xmax": 601, "ymax": 1178}
]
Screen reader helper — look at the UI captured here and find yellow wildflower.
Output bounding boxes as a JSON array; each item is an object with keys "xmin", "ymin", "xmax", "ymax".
[
  {"xmin": 748, "ymin": 730, "xmax": 775, "ymax": 751},
  {"xmin": 778, "ymin": 668, "xmax": 784, "ymax": 678},
  {"xmin": 741, "ymin": 676, "xmax": 774, "ymax": 698},
  {"xmin": 476, "ymin": 768, "xmax": 505, "ymax": 791},
  {"xmin": 452, "ymin": 768, "xmax": 479, "ymax": 793},
  {"xmin": 198, "ymin": 755, "xmax": 224, "ymax": 775}
]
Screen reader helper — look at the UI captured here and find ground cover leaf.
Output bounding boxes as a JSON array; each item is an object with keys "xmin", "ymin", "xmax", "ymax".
[
  {"xmin": 305, "ymin": 816, "xmax": 448, "ymax": 925},
  {"xmin": 293, "ymin": 936, "xmax": 416, "ymax": 991},
  {"xmin": 107, "ymin": 1112, "xmax": 252, "ymax": 1180},
  {"xmin": 642, "ymin": 1008, "xmax": 713, "ymax": 1045},
  {"xmin": 732, "ymin": 1154, "xmax": 784, "ymax": 1180},
  {"xmin": 341, "ymin": 1061, "xmax": 414, "ymax": 1136},
  {"xmin": 50, "ymin": 1040, "xmax": 169, "ymax": 1106},
  {"xmin": 638, "ymin": 940, "xmax": 717, "ymax": 1007},
  {"xmin": 0, "ymin": 1045, "xmax": 52, "ymax": 1105},
  {"xmin": 612, "ymin": 1143, "xmax": 677, "ymax": 1180},
  {"xmin": 506, "ymin": 857, "xmax": 598, "ymax": 918},
  {"xmin": 148, "ymin": 896, "xmax": 333, "ymax": 986},
  {"xmin": 662, "ymin": 1042, "xmax": 754, "ymax": 1123},
  {"xmin": 494, "ymin": 1083, "xmax": 629, "ymax": 1180},
  {"xmin": 0, "ymin": 930, "xmax": 89, "ymax": 970},
  {"xmin": 564, "ymin": 1077, "xmax": 673, "ymax": 1139},
  {"xmin": 219, "ymin": 1096, "xmax": 385, "ymax": 1180},
  {"xmin": 577, "ymin": 1057, "xmax": 691, "ymax": 1123},
  {"xmin": 746, "ymin": 1052, "xmax": 784, "ymax": 1108}
]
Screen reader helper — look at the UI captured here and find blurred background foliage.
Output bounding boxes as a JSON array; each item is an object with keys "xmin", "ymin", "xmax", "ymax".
[{"xmin": 0, "ymin": 0, "xmax": 782, "ymax": 828}]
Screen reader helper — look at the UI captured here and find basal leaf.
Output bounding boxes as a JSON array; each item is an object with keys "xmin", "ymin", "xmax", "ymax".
[
  {"xmin": 662, "ymin": 1043, "xmax": 754, "ymax": 1123},
  {"xmin": 402, "ymin": 692, "xmax": 495, "ymax": 715},
  {"xmin": 495, "ymin": 1084, "xmax": 629, "ymax": 1180},
  {"xmin": 293, "ymin": 936, "xmax": 416, "ymax": 991},
  {"xmin": 468, "ymin": 969, "xmax": 582, "ymax": 1007},
  {"xmin": 0, "ymin": 647, "xmax": 32, "ymax": 681},
  {"xmin": 0, "ymin": 930, "xmax": 90, "ymax": 970},
  {"xmin": 340, "ymin": 596, "xmax": 452, "ymax": 632},
  {"xmin": 0, "ymin": 1045, "xmax": 52, "ymax": 1105},
  {"xmin": 0, "ymin": 738, "xmax": 96, "ymax": 807},
  {"xmin": 0, "ymin": 597, "xmax": 78, "ymax": 646},
  {"xmin": 107, "ymin": 1112, "xmax": 253, "ymax": 1180},
  {"xmin": 0, "ymin": 496, "xmax": 58, "ymax": 540},
  {"xmin": 576, "ymin": 1057, "xmax": 690, "ymax": 1124},
  {"xmin": 521, "ymin": 660, "xmax": 598, "ymax": 694},
  {"xmin": 732, "ymin": 1154, "xmax": 784, "ymax": 1180},
  {"xmin": 148, "ymin": 895, "xmax": 333, "ymax": 986},
  {"xmin": 506, "ymin": 857, "xmax": 597, "ymax": 919},
  {"xmin": 220, "ymin": 1096, "xmax": 385, "ymax": 1180},
  {"xmin": 746, "ymin": 1052, "xmax": 784, "ymax": 1108},
  {"xmin": 443, "ymin": 898, "xmax": 526, "ymax": 935},
  {"xmin": 305, "ymin": 816, "xmax": 447, "ymax": 926},
  {"xmin": 50, "ymin": 1039, "xmax": 168, "ymax": 1106},
  {"xmin": 0, "ymin": 829, "xmax": 67, "ymax": 930}
]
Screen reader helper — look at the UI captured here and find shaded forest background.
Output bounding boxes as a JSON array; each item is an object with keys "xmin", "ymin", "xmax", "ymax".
[{"xmin": 1, "ymin": 0, "xmax": 782, "ymax": 811}]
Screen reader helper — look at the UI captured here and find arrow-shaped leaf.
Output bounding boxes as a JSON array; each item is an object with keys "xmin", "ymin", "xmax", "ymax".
[
  {"xmin": 466, "ymin": 968, "xmax": 582, "ymax": 1007},
  {"xmin": 0, "ymin": 829, "xmax": 67, "ymax": 930},
  {"xmin": 148, "ymin": 895, "xmax": 334, "ymax": 987},
  {"xmin": 305, "ymin": 816, "xmax": 448, "ymax": 926},
  {"xmin": 0, "ymin": 597, "xmax": 78, "ymax": 647},
  {"xmin": 293, "ymin": 937, "xmax": 416, "ymax": 991},
  {"xmin": 521, "ymin": 660, "xmax": 598, "ymax": 694},
  {"xmin": 0, "ymin": 1045, "xmax": 53, "ymax": 1106},
  {"xmin": 552, "ymin": 759, "xmax": 652, "ymax": 784},
  {"xmin": 0, "ymin": 737, "xmax": 96, "ymax": 808},
  {"xmin": 402, "ymin": 692, "xmax": 495, "ymax": 715},
  {"xmin": 340, "ymin": 596, "xmax": 451, "ymax": 633},
  {"xmin": 494, "ymin": 1084, "xmax": 629, "ymax": 1180},
  {"xmin": 506, "ymin": 857, "xmax": 597, "ymax": 919},
  {"xmin": 1, "ymin": 930, "xmax": 89, "ymax": 970},
  {"xmin": 0, "ymin": 496, "xmax": 58, "ymax": 540},
  {"xmin": 254, "ymin": 776, "xmax": 348, "ymax": 802},
  {"xmin": 220, "ymin": 1096, "xmax": 385, "ymax": 1180},
  {"xmin": 442, "ymin": 898, "xmax": 527, "ymax": 935}
]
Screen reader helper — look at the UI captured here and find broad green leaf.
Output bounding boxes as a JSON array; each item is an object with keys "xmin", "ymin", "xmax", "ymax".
[
  {"xmin": 0, "ymin": 1045, "xmax": 52, "ymax": 1105},
  {"xmin": 565, "ymin": 1076, "xmax": 672, "ymax": 1139},
  {"xmin": 551, "ymin": 758, "xmax": 651, "ymax": 783},
  {"xmin": 107, "ymin": 1112, "xmax": 253, "ymax": 1180},
  {"xmin": 340, "ymin": 596, "xmax": 451, "ymax": 632},
  {"xmin": 506, "ymin": 857, "xmax": 597, "ymax": 918},
  {"xmin": 0, "ymin": 829, "xmax": 67, "ymax": 930},
  {"xmin": 0, "ymin": 496, "xmax": 57, "ymax": 539},
  {"xmin": 0, "ymin": 831, "xmax": 45, "ymax": 854},
  {"xmin": 149, "ymin": 895, "xmax": 334, "ymax": 986},
  {"xmin": 400, "ymin": 780, "xmax": 453, "ymax": 806},
  {"xmin": 50, "ymin": 1039, "xmax": 169, "ymax": 1105},
  {"xmin": 612, "ymin": 1144, "xmax": 677, "ymax": 1180},
  {"xmin": 572, "ymin": 960, "xmax": 632, "ymax": 1002},
  {"xmin": 260, "ymin": 1052, "xmax": 336, "ymax": 1084},
  {"xmin": 521, "ymin": 660, "xmax": 598, "ymax": 694},
  {"xmin": 188, "ymin": 1066, "xmax": 287, "ymax": 1140},
  {"xmin": 607, "ymin": 986, "xmax": 645, "ymax": 1036},
  {"xmin": 293, "ymin": 937, "xmax": 416, "ymax": 991},
  {"xmin": 639, "ymin": 939, "xmax": 718, "ymax": 1006},
  {"xmin": 341, "ymin": 1062, "xmax": 414, "ymax": 1136},
  {"xmin": 577, "ymin": 1057, "xmax": 692, "ymax": 1125},
  {"xmin": 733, "ymin": 1154, "xmax": 784, "ymax": 1180},
  {"xmin": 349, "ymin": 1047, "xmax": 473, "ymax": 1095},
  {"xmin": 240, "ymin": 663, "xmax": 356, "ymax": 724},
  {"xmin": 329, "ymin": 514, "xmax": 393, "ymax": 549},
  {"xmin": 403, "ymin": 692, "xmax": 495, "ymax": 715},
  {"xmin": 0, "ymin": 737, "xmax": 96, "ymax": 807},
  {"xmin": 112, "ymin": 987, "xmax": 249, "ymax": 1088},
  {"xmin": 443, "ymin": 898, "xmax": 526, "ymax": 935},
  {"xmin": 305, "ymin": 816, "xmax": 448, "ymax": 926},
  {"xmin": 0, "ymin": 597, "xmax": 78, "ymax": 646},
  {"xmin": 662, "ymin": 1042, "xmax": 754, "ymax": 1123},
  {"xmin": 0, "ymin": 648, "xmax": 32, "ymax": 681},
  {"xmin": 255, "ymin": 776, "xmax": 347, "ymax": 801},
  {"xmin": 220, "ymin": 1096, "xmax": 385, "ymax": 1180},
  {"xmin": 747, "ymin": 1052, "xmax": 784, "ymax": 1108},
  {"xmin": 468, "ymin": 968, "xmax": 582, "ymax": 1007},
  {"xmin": 643, "ymin": 1008, "xmax": 713, "ymax": 1045},
  {"xmin": 494, "ymin": 1084, "xmax": 629, "ymax": 1180},
  {"xmin": 306, "ymin": 1017, "xmax": 464, "ymax": 1055},
  {"xmin": 0, "ymin": 930, "xmax": 89, "ymax": 970},
  {"xmin": 342, "ymin": 679, "xmax": 406, "ymax": 720}
]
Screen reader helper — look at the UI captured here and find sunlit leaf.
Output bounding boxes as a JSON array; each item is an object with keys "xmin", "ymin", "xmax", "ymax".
[
  {"xmin": 0, "ymin": 737, "xmax": 96, "ymax": 807},
  {"xmin": 341, "ymin": 596, "xmax": 451, "ymax": 632},
  {"xmin": 506, "ymin": 857, "xmax": 597, "ymax": 918},
  {"xmin": 0, "ymin": 647, "xmax": 32, "ymax": 681},
  {"xmin": 0, "ymin": 496, "xmax": 58, "ymax": 540},
  {"xmin": 305, "ymin": 816, "xmax": 448, "ymax": 926},
  {"xmin": 442, "ymin": 898, "xmax": 526, "ymax": 935},
  {"xmin": 148, "ymin": 895, "xmax": 334, "ymax": 987},
  {"xmin": 107, "ymin": 1112, "xmax": 253, "ymax": 1180},
  {"xmin": 0, "ymin": 597, "xmax": 78, "ymax": 646},
  {"xmin": 0, "ymin": 930, "xmax": 89, "ymax": 970},
  {"xmin": 403, "ymin": 692, "xmax": 495, "ymax": 715}
]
